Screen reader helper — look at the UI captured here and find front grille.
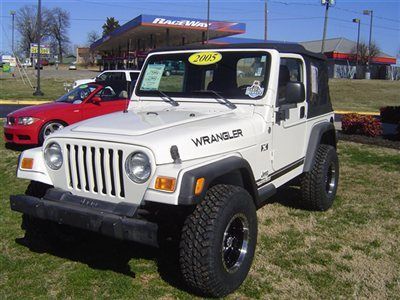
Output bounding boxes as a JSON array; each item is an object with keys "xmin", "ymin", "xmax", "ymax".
[{"xmin": 65, "ymin": 144, "xmax": 125, "ymax": 199}]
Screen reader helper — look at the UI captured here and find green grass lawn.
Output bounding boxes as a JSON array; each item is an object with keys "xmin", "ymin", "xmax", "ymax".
[
  {"xmin": 0, "ymin": 77, "xmax": 67, "ymax": 101},
  {"xmin": 329, "ymin": 79, "xmax": 400, "ymax": 112},
  {"xmin": 1, "ymin": 129, "xmax": 399, "ymax": 298}
]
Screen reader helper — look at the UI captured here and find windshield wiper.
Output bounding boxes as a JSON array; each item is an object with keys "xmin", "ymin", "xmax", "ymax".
[
  {"xmin": 194, "ymin": 90, "xmax": 236, "ymax": 109},
  {"xmin": 156, "ymin": 90, "xmax": 179, "ymax": 107}
]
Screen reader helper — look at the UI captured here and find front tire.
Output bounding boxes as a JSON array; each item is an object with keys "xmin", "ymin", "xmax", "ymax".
[
  {"xmin": 38, "ymin": 120, "xmax": 67, "ymax": 145},
  {"xmin": 179, "ymin": 185, "xmax": 257, "ymax": 297},
  {"xmin": 301, "ymin": 144, "xmax": 339, "ymax": 211}
]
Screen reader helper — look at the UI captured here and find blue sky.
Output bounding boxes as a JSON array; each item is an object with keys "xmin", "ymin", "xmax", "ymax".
[{"xmin": 1, "ymin": 0, "xmax": 399, "ymax": 57}]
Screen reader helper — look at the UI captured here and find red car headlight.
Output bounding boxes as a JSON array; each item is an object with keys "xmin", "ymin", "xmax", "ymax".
[{"xmin": 17, "ymin": 117, "xmax": 40, "ymax": 125}]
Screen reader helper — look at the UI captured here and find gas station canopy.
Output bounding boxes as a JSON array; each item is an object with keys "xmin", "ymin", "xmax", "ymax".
[{"xmin": 91, "ymin": 14, "xmax": 246, "ymax": 53}]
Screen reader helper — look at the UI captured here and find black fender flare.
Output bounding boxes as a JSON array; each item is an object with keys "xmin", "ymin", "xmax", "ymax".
[
  {"xmin": 303, "ymin": 122, "xmax": 337, "ymax": 172},
  {"xmin": 178, "ymin": 156, "xmax": 258, "ymax": 205}
]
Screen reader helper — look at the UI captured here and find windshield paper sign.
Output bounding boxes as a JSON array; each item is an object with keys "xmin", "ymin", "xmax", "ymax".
[{"xmin": 141, "ymin": 64, "xmax": 165, "ymax": 90}]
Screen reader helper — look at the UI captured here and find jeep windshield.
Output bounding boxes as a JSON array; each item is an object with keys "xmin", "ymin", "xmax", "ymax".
[{"xmin": 136, "ymin": 51, "xmax": 270, "ymax": 100}]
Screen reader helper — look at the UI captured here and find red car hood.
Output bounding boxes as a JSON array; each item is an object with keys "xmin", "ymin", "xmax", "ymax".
[{"xmin": 8, "ymin": 102, "xmax": 71, "ymax": 118}]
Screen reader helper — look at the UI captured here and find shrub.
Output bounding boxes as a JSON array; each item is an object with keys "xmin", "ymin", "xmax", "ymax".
[
  {"xmin": 341, "ymin": 113, "xmax": 382, "ymax": 137},
  {"xmin": 380, "ymin": 106, "xmax": 400, "ymax": 124}
]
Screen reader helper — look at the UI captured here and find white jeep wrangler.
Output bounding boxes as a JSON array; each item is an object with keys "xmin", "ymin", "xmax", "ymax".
[{"xmin": 11, "ymin": 43, "xmax": 339, "ymax": 297}]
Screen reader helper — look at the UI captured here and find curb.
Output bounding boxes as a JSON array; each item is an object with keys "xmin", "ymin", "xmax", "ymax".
[
  {"xmin": 334, "ymin": 110, "xmax": 380, "ymax": 116},
  {"xmin": 0, "ymin": 99, "xmax": 51, "ymax": 105}
]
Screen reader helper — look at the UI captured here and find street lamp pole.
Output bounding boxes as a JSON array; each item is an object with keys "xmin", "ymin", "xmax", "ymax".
[
  {"xmin": 10, "ymin": 10, "xmax": 16, "ymax": 54},
  {"xmin": 320, "ymin": 0, "xmax": 335, "ymax": 53},
  {"xmin": 352, "ymin": 18, "xmax": 361, "ymax": 78},
  {"xmin": 363, "ymin": 9, "xmax": 373, "ymax": 79},
  {"xmin": 33, "ymin": 0, "xmax": 44, "ymax": 96},
  {"xmin": 206, "ymin": 0, "xmax": 210, "ymax": 43},
  {"xmin": 264, "ymin": 0, "xmax": 268, "ymax": 41}
]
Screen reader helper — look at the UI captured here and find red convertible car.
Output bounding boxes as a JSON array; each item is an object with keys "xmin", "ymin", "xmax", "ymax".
[{"xmin": 4, "ymin": 83, "xmax": 129, "ymax": 145}]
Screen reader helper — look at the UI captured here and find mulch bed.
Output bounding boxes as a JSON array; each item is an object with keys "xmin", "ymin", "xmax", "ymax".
[{"xmin": 337, "ymin": 132, "xmax": 400, "ymax": 150}]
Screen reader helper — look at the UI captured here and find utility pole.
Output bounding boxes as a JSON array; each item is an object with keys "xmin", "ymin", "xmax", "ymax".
[
  {"xmin": 352, "ymin": 18, "xmax": 361, "ymax": 78},
  {"xmin": 321, "ymin": 0, "xmax": 335, "ymax": 53},
  {"xmin": 10, "ymin": 10, "xmax": 16, "ymax": 54},
  {"xmin": 206, "ymin": 0, "xmax": 210, "ymax": 43},
  {"xmin": 264, "ymin": 0, "xmax": 268, "ymax": 41},
  {"xmin": 33, "ymin": 0, "xmax": 44, "ymax": 96},
  {"xmin": 363, "ymin": 9, "xmax": 373, "ymax": 79}
]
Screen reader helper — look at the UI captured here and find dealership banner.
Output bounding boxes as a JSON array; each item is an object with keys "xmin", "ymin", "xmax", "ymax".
[{"xmin": 30, "ymin": 43, "xmax": 51, "ymax": 55}]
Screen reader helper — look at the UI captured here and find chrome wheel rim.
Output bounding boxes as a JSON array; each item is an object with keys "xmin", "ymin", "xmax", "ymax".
[
  {"xmin": 43, "ymin": 123, "xmax": 64, "ymax": 139},
  {"xmin": 222, "ymin": 213, "xmax": 249, "ymax": 273},
  {"xmin": 325, "ymin": 161, "xmax": 337, "ymax": 195}
]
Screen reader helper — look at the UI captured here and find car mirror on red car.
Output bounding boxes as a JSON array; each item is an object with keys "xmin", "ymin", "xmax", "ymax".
[{"xmin": 91, "ymin": 96, "xmax": 102, "ymax": 104}]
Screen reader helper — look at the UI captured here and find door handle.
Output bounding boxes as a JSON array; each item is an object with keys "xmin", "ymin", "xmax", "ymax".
[
  {"xmin": 300, "ymin": 106, "xmax": 305, "ymax": 119},
  {"xmin": 73, "ymin": 109, "xmax": 80, "ymax": 113}
]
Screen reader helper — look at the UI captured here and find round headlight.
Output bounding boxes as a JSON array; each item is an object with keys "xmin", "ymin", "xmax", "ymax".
[
  {"xmin": 44, "ymin": 142, "xmax": 63, "ymax": 170},
  {"xmin": 125, "ymin": 152, "xmax": 151, "ymax": 183}
]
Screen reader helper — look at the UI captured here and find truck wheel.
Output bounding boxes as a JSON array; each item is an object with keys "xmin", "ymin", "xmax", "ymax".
[
  {"xmin": 179, "ymin": 184, "xmax": 257, "ymax": 297},
  {"xmin": 301, "ymin": 144, "xmax": 339, "ymax": 211}
]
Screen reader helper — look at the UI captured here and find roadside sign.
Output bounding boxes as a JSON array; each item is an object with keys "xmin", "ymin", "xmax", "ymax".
[
  {"xmin": 2, "ymin": 63, "xmax": 11, "ymax": 72},
  {"xmin": 30, "ymin": 43, "xmax": 51, "ymax": 55}
]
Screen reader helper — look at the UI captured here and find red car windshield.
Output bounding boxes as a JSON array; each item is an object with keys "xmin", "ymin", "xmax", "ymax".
[{"xmin": 56, "ymin": 84, "xmax": 98, "ymax": 103}]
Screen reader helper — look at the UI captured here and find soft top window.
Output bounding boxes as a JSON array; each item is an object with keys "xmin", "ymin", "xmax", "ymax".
[{"xmin": 136, "ymin": 51, "xmax": 270, "ymax": 100}]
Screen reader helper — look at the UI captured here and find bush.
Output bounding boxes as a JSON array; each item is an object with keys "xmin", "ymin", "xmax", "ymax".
[
  {"xmin": 380, "ymin": 106, "xmax": 400, "ymax": 124},
  {"xmin": 341, "ymin": 113, "xmax": 382, "ymax": 137}
]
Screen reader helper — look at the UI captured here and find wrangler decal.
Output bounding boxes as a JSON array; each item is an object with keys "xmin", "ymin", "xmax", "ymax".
[{"xmin": 192, "ymin": 129, "xmax": 243, "ymax": 147}]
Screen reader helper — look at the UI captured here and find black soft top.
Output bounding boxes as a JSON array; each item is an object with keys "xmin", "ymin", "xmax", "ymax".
[{"xmin": 150, "ymin": 42, "xmax": 326, "ymax": 61}]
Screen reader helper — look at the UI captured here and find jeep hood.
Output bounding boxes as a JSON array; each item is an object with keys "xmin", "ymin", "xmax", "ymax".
[
  {"xmin": 56, "ymin": 106, "xmax": 262, "ymax": 164},
  {"xmin": 71, "ymin": 109, "xmax": 230, "ymax": 136}
]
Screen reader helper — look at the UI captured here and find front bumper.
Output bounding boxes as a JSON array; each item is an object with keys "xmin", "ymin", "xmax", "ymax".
[
  {"xmin": 10, "ymin": 188, "xmax": 158, "ymax": 247},
  {"xmin": 4, "ymin": 124, "xmax": 40, "ymax": 144}
]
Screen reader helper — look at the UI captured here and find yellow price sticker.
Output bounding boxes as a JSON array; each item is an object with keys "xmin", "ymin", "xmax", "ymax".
[{"xmin": 188, "ymin": 51, "xmax": 222, "ymax": 66}]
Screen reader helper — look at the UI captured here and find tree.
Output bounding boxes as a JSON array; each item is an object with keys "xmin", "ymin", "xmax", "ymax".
[
  {"xmin": 87, "ymin": 31, "xmax": 100, "ymax": 46},
  {"xmin": 102, "ymin": 17, "xmax": 120, "ymax": 36},
  {"xmin": 16, "ymin": 5, "xmax": 51, "ymax": 57},
  {"xmin": 352, "ymin": 41, "xmax": 381, "ymax": 65},
  {"xmin": 48, "ymin": 7, "xmax": 70, "ymax": 63}
]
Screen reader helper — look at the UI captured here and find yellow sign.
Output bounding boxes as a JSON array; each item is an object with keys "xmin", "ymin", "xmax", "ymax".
[
  {"xmin": 188, "ymin": 51, "xmax": 222, "ymax": 66},
  {"xmin": 30, "ymin": 43, "xmax": 50, "ymax": 55}
]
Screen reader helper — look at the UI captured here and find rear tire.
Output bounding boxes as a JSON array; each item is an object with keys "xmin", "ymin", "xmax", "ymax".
[
  {"xmin": 179, "ymin": 184, "xmax": 257, "ymax": 297},
  {"xmin": 300, "ymin": 144, "xmax": 339, "ymax": 211}
]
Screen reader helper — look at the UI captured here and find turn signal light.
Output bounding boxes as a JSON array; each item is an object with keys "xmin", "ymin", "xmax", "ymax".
[
  {"xmin": 21, "ymin": 158, "xmax": 34, "ymax": 169},
  {"xmin": 155, "ymin": 176, "xmax": 176, "ymax": 192},
  {"xmin": 194, "ymin": 177, "xmax": 205, "ymax": 195}
]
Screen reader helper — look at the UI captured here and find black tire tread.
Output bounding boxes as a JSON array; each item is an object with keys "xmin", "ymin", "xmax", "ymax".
[
  {"xmin": 301, "ymin": 144, "xmax": 338, "ymax": 211},
  {"xmin": 179, "ymin": 184, "xmax": 254, "ymax": 297}
]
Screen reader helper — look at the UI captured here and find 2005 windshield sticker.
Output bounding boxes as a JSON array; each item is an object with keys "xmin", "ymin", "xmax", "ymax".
[
  {"xmin": 141, "ymin": 64, "xmax": 165, "ymax": 90},
  {"xmin": 189, "ymin": 51, "xmax": 222, "ymax": 66},
  {"xmin": 245, "ymin": 81, "xmax": 264, "ymax": 98}
]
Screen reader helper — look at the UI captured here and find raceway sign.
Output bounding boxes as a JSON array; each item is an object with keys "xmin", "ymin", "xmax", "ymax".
[{"xmin": 152, "ymin": 17, "xmax": 209, "ymax": 28}]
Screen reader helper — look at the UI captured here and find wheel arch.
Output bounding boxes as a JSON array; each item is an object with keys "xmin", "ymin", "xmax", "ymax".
[
  {"xmin": 304, "ymin": 122, "xmax": 337, "ymax": 173},
  {"xmin": 178, "ymin": 156, "xmax": 259, "ymax": 206}
]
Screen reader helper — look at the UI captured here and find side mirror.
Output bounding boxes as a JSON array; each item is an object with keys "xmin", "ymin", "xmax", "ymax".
[
  {"xmin": 285, "ymin": 82, "xmax": 305, "ymax": 104},
  {"xmin": 91, "ymin": 96, "xmax": 102, "ymax": 104}
]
